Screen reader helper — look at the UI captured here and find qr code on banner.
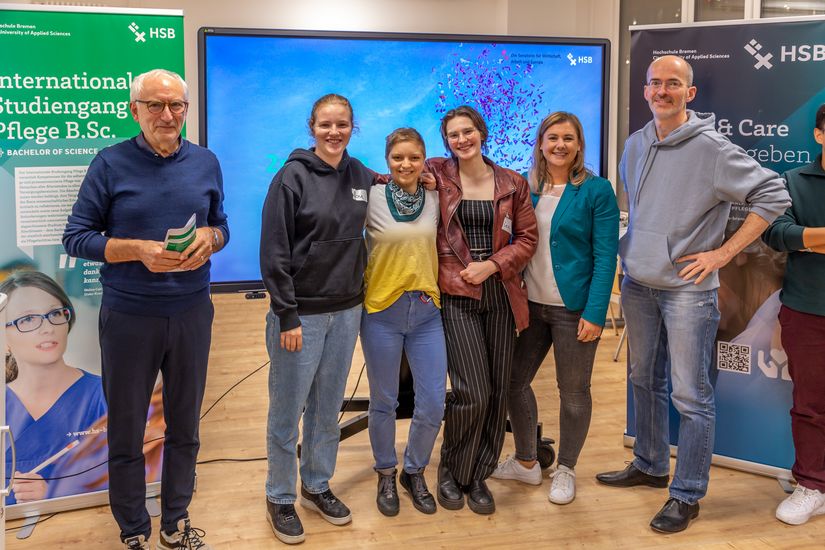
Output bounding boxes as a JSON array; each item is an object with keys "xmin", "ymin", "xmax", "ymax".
[{"xmin": 717, "ymin": 341, "xmax": 751, "ymax": 374}]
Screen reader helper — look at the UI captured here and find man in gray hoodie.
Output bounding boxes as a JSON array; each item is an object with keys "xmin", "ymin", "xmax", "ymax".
[{"xmin": 596, "ymin": 55, "xmax": 791, "ymax": 533}]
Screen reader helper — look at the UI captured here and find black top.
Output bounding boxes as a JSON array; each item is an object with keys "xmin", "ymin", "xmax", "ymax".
[
  {"xmin": 260, "ymin": 148, "xmax": 374, "ymax": 330},
  {"xmin": 459, "ymin": 200, "xmax": 494, "ymax": 260}
]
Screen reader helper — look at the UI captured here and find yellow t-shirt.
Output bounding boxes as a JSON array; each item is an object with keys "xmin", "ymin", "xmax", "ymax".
[{"xmin": 363, "ymin": 184, "xmax": 440, "ymax": 313}]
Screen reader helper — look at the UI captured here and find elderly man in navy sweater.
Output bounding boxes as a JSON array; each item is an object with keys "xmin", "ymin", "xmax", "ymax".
[{"xmin": 63, "ymin": 68, "xmax": 228, "ymax": 550}]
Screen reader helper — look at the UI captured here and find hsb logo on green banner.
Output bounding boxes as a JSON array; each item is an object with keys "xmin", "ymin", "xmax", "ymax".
[{"xmin": 0, "ymin": 9, "xmax": 184, "ymax": 151}]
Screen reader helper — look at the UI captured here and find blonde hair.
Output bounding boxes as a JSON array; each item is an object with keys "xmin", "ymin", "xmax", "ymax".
[{"xmin": 528, "ymin": 111, "xmax": 590, "ymax": 193}]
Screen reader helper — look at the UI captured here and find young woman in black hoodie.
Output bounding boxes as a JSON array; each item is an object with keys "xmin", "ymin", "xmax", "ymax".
[{"xmin": 260, "ymin": 94, "xmax": 373, "ymax": 545}]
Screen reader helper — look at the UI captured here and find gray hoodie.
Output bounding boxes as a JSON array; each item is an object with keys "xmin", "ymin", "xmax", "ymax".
[{"xmin": 619, "ymin": 110, "xmax": 790, "ymax": 291}]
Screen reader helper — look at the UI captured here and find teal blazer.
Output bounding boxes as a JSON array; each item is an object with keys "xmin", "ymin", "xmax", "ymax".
[{"xmin": 530, "ymin": 174, "xmax": 619, "ymax": 326}]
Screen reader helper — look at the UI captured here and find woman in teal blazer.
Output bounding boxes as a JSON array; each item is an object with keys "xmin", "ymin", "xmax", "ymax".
[{"xmin": 491, "ymin": 112, "xmax": 619, "ymax": 504}]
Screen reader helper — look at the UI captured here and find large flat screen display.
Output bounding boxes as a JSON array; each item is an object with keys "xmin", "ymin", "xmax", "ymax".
[{"xmin": 198, "ymin": 28, "xmax": 610, "ymax": 291}]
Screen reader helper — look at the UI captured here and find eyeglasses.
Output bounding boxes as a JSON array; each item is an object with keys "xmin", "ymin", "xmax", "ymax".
[
  {"xmin": 446, "ymin": 128, "xmax": 477, "ymax": 142},
  {"xmin": 5, "ymin": 307, "xmax": 73, "ymax": 333},
  {"xmin": 646, "ymin": 79, "xmax": 685, "ymax": 91},
  {"xmin": 134, "ymin": 99, "xmax": 188, "ymax": 114}
]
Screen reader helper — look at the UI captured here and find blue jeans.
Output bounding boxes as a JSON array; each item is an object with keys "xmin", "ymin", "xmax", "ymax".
[
  {"xmin": 622, "ymin": 277, "xmax": 720, "ymax": 504},
  {"xmin": 360, "ymin": 292, "xmax": 447, "ymax": 473},
  {"xmin": 265, "ymin": 305, "xmax": 361, "ymax": 504}
]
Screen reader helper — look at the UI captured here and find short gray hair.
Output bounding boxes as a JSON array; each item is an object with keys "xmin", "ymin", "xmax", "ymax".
[{"xmin": 130, "ymin": 69, "xmax": 188, "ymax": 102}]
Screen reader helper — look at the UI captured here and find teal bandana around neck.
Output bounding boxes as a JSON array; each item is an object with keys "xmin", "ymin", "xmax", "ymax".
[{"xmin": 385, "ymin": 180, "xmax": 425, "ymax": 222}]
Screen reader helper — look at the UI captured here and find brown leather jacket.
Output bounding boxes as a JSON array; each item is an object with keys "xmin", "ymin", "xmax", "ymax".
[{"xmin": 428, "ymin": 156, "xmax": 538, "ymax": 333}]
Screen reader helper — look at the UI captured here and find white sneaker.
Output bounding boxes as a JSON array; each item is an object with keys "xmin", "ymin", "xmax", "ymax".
[
  {"xmin": 490, "ymin": 455, "xmax": 542, "ymax": 485},
  {"xmin": 776, "ymin": 485, "xmax": 825, "ymax": 525},
  {"xmin": 548, "ymin": 465, "xmax": 576, "ymax": 505}
]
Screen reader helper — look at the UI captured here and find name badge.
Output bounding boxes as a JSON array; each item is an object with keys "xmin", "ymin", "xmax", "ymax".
[
  {"xmin": 352, "ymin": 188, "xmax": 368, "ymax": 202},
  {"xmin": 502, "ymin": 215, "xmax": 513, "ymax": 234}
]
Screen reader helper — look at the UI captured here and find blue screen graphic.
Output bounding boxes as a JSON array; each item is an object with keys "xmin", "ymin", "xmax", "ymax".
[{"xmin": 201, "ymin": 32, "xmax": 608, "ymax": 288}]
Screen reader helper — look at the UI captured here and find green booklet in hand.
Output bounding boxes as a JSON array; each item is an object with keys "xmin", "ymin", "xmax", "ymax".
[{"xmin": 163, "ymin": 213, "xmax": 197, "ymax": 252}]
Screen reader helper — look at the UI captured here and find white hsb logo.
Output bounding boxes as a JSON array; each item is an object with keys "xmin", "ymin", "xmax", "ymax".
[
  {"xmin": 780, "ymin": 44, "xmax": 825, "ymax": 62},
  {"xmin": 744, "ymin": 39, "xmax": 773, "ymax": 69},
  {"xmin": 565, "ymin": 53, "xmax": 591, "ymax": 66},
  {"xmin": 128, "ymin": 22, "xmax": 146, "ymax": 43},
  {"xmin": 150, "ymin": 28, "xmax": 176, "ymax": 39},
  {"xmin": 128, "ymin": 22, "xmax": 176, "ymax": 42},
  {"xmin": 744, "ymin": 38, "xmax": 825, "ymax": 69}
]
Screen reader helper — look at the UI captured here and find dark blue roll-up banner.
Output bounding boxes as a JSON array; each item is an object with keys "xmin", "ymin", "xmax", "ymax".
[{"xmin": 626, "ymin": 16, "xmax": 825, "ymax": 478}]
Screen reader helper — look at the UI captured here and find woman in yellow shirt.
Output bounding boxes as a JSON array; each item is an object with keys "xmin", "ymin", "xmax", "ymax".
[{"xmin": 360, "ymin": 128, "xmax": 446, "ymax": 518}]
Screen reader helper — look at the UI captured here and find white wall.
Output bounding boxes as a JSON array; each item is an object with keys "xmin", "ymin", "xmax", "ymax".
[
  {"xmin": 504, "ymin": 0, "xmax": 620, "ymax": 181},
  {"xmin": 22, "ymin": 0, "xmax": 621, "ymax": 180},
  {"xmin": 132, "ymin": 0, "xmax": 509, "ymax": 140}
]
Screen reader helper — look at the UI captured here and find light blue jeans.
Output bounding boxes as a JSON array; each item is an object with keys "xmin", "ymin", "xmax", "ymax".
[
  {"xmin": 265, "ymin": 304, "xmax": 361, "ymax": 504},
  {"xmin": 622, "ymin": 277, "xmax": 720, "ymax": 505},
  {"xmin": 360, "ymin": 292, "xmax": 447, "ymax": 473}
]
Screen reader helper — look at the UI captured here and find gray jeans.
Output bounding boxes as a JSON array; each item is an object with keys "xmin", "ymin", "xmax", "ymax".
[{"xmin": 507, "ymin": 301, "xmax": 598, "ymax": 468}]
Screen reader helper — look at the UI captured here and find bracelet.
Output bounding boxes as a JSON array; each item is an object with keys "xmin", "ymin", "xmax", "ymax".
[{"xmin": 210, "ymin": 227, "xmax": 220, "ymax": 251}]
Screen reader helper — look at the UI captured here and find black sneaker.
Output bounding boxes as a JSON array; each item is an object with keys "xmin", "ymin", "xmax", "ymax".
[
  {"xmin": 376, "ymin": 469, "xmax": 400, "ymax": 517},
  {"xmin": 400, "ymin": 470, "xmax": 437, "ymax": 515},
  {"xmin": 266, "ymin": 500, "xmax": 305, "ymax": 545},
  {"xmin": 300, "ymin": 485, "xmax": 352, "ymax": 525}
]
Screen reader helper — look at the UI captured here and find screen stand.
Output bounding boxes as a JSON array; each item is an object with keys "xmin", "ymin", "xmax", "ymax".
[
  {"xmin": 297, "ymin": 352, "xmax": 555, "ymax": 469},
  {"xmin": 298, "ymin": 353, "xmax": 417, "ymax": 458},
  {"xmin": 146, "ymin": 497, "xmax": 161, "ymax": 517},
  {"xmin": 15, "ymin": 514, "xmax": 39, "ymax": 540},
  {"xmin": 777, "ymin": 477, "xmax": 795, "ymax": 494}
]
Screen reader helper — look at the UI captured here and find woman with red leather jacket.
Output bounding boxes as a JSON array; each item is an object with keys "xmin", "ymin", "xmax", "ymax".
[{"xmin": 429, "ymin": 105, "xmax": 537, "ymax": 515}]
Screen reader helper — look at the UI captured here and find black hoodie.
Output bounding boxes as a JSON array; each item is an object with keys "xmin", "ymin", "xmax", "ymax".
[{"xmin": 260, "ymin": 148, "xmax": 373, "ymax": 330}]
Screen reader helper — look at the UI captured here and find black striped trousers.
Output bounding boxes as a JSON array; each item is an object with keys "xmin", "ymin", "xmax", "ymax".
[{"xmin": 440, "ymin": 276, "xmax": 516, "ymax": 485}]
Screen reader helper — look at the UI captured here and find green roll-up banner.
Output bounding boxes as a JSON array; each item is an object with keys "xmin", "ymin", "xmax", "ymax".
[{"xmin": 1, "ymin": 4, "xmax": 184, "ymax": 519}]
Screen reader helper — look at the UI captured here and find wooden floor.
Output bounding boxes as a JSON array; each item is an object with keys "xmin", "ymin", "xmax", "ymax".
[{"xmin": 6, "ymin": 293, "xmax": 824, "ymax": 549}]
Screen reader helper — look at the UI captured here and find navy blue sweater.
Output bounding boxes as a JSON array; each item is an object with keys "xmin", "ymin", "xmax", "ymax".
[{"xmin": 63, "ymin": 137, "xmax": 229, "ymax": 315}]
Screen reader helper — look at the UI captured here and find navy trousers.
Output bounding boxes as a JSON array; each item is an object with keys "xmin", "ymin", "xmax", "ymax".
[{"xmin": 99, "ymin": 298, "xmax": 213, "ymax": 540}]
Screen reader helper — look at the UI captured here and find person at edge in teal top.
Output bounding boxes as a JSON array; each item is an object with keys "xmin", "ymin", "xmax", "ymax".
[
  {"xmin": 762, "ymin": 102, "xmax": 825, "ymax": 527},
  {"xmin": 492, "ymin": 111, "xmax": 619, "ymax": 505}
]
